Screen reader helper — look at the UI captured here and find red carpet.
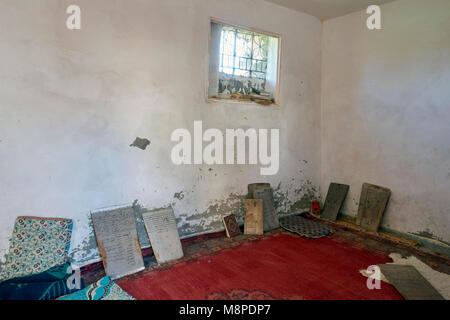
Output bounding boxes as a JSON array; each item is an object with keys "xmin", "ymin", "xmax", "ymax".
[{"xmin": 116, "ymin": 234, "xmax": 402, "ymax": 300}]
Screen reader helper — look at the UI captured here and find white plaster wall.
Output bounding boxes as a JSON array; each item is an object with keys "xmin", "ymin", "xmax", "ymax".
[
  {"xmin": 0, "ymin": 0, "xmax": 322, "ymax": 265},
  {"xmin": 321, "ymin": 0, "xmax": 450, "ymax": 243}
]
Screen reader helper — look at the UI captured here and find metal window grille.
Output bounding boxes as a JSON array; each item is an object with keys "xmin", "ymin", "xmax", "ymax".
[{"xmin": 219, "ymin": 26, "xmax": 269, "ymax": 80}]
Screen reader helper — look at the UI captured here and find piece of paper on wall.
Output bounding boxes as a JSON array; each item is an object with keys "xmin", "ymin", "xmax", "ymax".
[
  {"xmin": 244, "ymin": 199, "xmax": 263, "ymax": 235},
  {"xmin": 91, "ymin": 206, "xmax": 145, "ymax": 280},
  {"xmin": 253, "ymin": 188, "xmax": 279, "ymax": 232},
  {"xmin": 142, "ymin": 207, "xmax": 184, "ymax": 264}
]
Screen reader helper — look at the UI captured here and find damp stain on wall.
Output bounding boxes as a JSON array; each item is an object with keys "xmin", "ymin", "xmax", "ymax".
[
  {"xmin": 66, "ymin": 176, "xmax": 319, "ymax": 265},
  {"xmin": 273, "ymin": 180, "xmax": 319, "ymax": 214},
  {"xmin": 174, "ymin": 179, "xmax": 319, "ymax": 237},
  {"xmin": 177, "ymin": 192, "xmax": 245, "ymax": 237},
  {"xmin": 411, "ymin": 230, "xmax": 450, "ymax": 246}
]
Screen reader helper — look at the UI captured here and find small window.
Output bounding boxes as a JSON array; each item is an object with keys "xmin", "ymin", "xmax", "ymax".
[{"xmin": 208, "ymin": 20, "xmax": 280, "ymax": 105}]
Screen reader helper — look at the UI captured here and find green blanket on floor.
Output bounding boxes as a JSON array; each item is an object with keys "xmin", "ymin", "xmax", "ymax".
[{"xmin": 0, "ymin": 263, "xmax": 83, "ymax": 300}]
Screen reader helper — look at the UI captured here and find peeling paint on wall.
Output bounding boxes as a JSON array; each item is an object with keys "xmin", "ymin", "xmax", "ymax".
[
  {"xmin": 177, "ymin": 193, "xmax": 245, "ymax": 237},
  {"xmin": 67, "ymin": 215, "xmax": 99, "ymax": 265},
  {"xmin": 0, "ymin": 0, "xmax": 324, "ymax": 268},
  {"xmin": 173, "ymin": 179, "xmax": 320, "ymax": 238},
  {"xmin": 0, "ymin": 253, "xmax": 8, "ymax": 276},
  {"xmin": 218, "ymin": 73, "xmax": 265, "ymax": 95},
  {"xmin": 52, "ymin": 173, "xmax": 321, "ymax": 267},
  {"xmin": 411, "ymin": 230, "xmax": 450, "ymax": 247},
  {"xmin": 414, "ymin": 230, "xmax": 437, "ymax": 240},
  {"xmin": 60, "ymin": 176, "xmax": 320, "ymax": 266},
  {"xmin": 273, "ymin": 180, "xmax": 319, "ymax": 214}
]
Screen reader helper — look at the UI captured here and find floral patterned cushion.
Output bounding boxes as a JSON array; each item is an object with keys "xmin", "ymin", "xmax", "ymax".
[
  {"xmin": 57, "ymin": 276, "xmax": 135, "ymax": 300},
  {"xmin": 1, "ymin": 216, "xmax": 73, "ymax": 281}
]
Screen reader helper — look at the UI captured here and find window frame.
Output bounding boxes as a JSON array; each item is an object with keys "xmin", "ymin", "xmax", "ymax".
[{"xmin": 207, "ymin": 17, "xmax": 282, "ymax": 107}]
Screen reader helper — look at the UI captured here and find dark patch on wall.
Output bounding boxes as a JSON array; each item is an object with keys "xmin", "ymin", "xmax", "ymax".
[
  {"xmin": 272, "ymin": 182, "xmax": 287, "ymax": 209},
  {"xmin": 290, "ymin": 182, "xmax": 318, "ymax": 212},
  {"xmin": 130, "ymin": 137, "xmax": 151, "ymax": 150},
  {"xmin": 289, "ymin": 195, "xmax": 313, "ymax": 212},
  {"xmin": 173, "ymin": 191, "xmax": 185, "ymax": 200}
]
